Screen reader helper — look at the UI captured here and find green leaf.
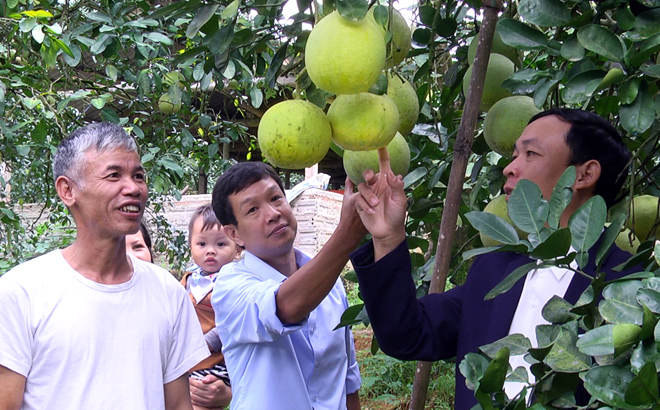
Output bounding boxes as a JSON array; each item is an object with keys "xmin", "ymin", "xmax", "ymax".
[
  {"xmin": 479, "ymin": 347, "xmax": 510, "ymax": 394},
  {"xmin": 599, "ymin": 281, "xmax": 645, "ymax": 324},
  {"xmin": 87, "ymin": 11, "xmax": 113, "ymax": 24},
  {"xmin": 631, "ymin": 9, "xmax": 660, "ymax": 39},
  {"xmin": 631, "ymin": 340, "xmax": 660, "ymax": 372},
  {"xmin": 583, "ymin": 366, "xmax": 641, "ymax": 409},
  {"xmin": 576, "ymin": 324, "xmax": 615, "ymax": 356},
  {"xmin": 19, "ymin": 17, "xmax": 36, "ymax": 32},
  {"xmin": 562, "ymin": 69, "xmax": 605, "ymax": 104},
  {"xmin": 16, "ymin": 145, "xmax": 30, "ymax": 156},
  {"xmin": 619, "ymin": 77, "xmax": 641, "ymax": 105},
  {"xmin": 146, "ymin": 32, "xmax": 173, "ymax": 45},
  {"xmin": 100, "ymin": 108, "xmax": 120, "ymax": 123},
  {"xmin": 105, "ymin": 64, "xmax": 118, "ymax": 82},
  {"xmin": 63, "ymin": 43, "xmax": 81, "ymax": 67},
  {"xmin": 620, "ymin": 83, "xmax": 655, "ymax": 134},
  {"xmin": 265, "ymin": 41, "xmax": 289, "ymax": 89},
  {"xmin": 336, "ymin": 0, "xmax": 368, "ymax": 21},
  {"xmin": 548, "ymin": 167, "xmax": 575, "ymax": 229},
  {"xmin": 187, "ymin": 5, "xmax": 219, "ymax": 38},
  {"xmin": 597, "ymin": 214, "xmax": 626, "ymax": 269},
  {"xmin": 568, "ymin": 195, "xmax": 607, "ymax": 253},
  {"xmin": 459, "ymin": 352, "xmax": 490, "ymax": 391},
  {"xmin": 485, "ymin": 262, "xmax": 538, "ymax": 300},
  {"xmin": 508, "ymin": 179, "xmax": 549, "ymax": 236},
  {"xmin": 614, "ymin": 7, "xmax": 637, "ymax": 31},
  {"xmin": 545, "ymin": 322, "xmax": 591, "ymax": 372},
  {"xmin": 629, "ymin": 34, "xmax": 660, "ymax": 68},
  {"xmin": 465, "ymin": 211, "xmax": 519, "ymax": 246},
  {"xmin": 91, "ymin": 98, "xmax": 105, "ymax": 109},
  {"xmin": 507, "ymin": 367, "xmax": 529, "ymax": 384},
  {"xmin": 531, "ymin": 228, "xmax": 572, "ymax": 260},
  {"xmin": 31, "ymin": 25, "xmax": 44, "ymax": 43},
  {"xmin": 221, "ymin": 0, "xmax": 240, "ymax": 20},
  {"xmin": 334, "ymin": 304, "xmax": 365, "ymax": 329},
  {"xmin": 373, "ymin": 5, "xmax": 387, "ymax": 27},
  {"xmin": 577, "ymin": 24, "xmax": 625, "ymax": 62},
  {"xmin": 480, "ymin": 334, "xmax": 532, "ymax": 358},
  {"xmin": 542, "ymin": 295, "xmax": 579, "ymax": 324},
  {"xmin": 497, "ymin": 18, "xmax": 550, "ymax": 51},
  {"xmin": 641, "ymin": 64, "xmax": 660, "ymax": 79},
  {"xmin": 626, "ymin": 362, "xmax": 659, "ymax": 406},
  {"xmin": 560, "ymin": 35, "xmax": 585, "ymax": 61},
  {"xmin": 637, "ymin": 289, "xmax": 660, "ymax": 314},
  {"xmin": 518, "ymin": 0, "xmax": 571, "ymax": 27}
]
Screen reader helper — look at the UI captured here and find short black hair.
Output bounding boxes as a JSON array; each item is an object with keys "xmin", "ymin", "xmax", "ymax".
[
  {"xmin": 212, "ymin": 162, "xmax": 285, "ymax": 226},
  {"xmin": 529, "ymin": 109, "xmax": 630, "ymax": 209},
  {"xmin": 188, "ymin": 204, "xmax": 221, "ymax": 246}
]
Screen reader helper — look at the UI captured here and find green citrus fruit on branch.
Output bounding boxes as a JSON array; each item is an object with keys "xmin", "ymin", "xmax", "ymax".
[
  {"xmin": 387, "ymin": 73, "xmax": 419, "ymax": 136},
  {"xmin": 158, "ymin": 93, "xmax": 181, "ymax": 114},
  {"xmin": 483, "ymin": 96, "xmax": 541, "ymax": 158},
  {"xmin": 462, "ymin": 53, "xmax": 514, "ymax": 112},
  {"xmin": 257, "ymin": 100, "xmax": 332, "ymax": 170},
  {"xmin": 626, "ymin": 195, "xmax": 660, "ymax": 241},
  {"xmin": 163, "ymin": 71, "xmax": 185, "ymax": 89},
  {"xmin": 367, "ymin": 6, "xmax": 412, "ymax": 66},
  {"xmin": 467, "ymin": 30, "xmax": 520, "ymax": 67},
  {"xmin": 343, "ymin": 132, "xmax": 410, "ymax": 184},
  {"xmin": 328, "ymin": 92, "xmax": 400, "ymax": 151},
  {"xmin": 305, "ymin": 10, "xmax": 386, "ymax": 95}
]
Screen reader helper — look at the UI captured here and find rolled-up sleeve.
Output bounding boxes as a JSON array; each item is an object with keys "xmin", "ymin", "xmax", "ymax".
[
  {"xmin": 212, "ymin": 266, "xmax": 305, "ymax": 345},
  {"xmin": 345, "ymin": 326, "xmax": 361, "ymax": 394}
]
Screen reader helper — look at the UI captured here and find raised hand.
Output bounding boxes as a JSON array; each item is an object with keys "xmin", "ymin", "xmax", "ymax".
[{"xmin": 355, "ymin": 147, "xmax": 407, "ymax": 260}]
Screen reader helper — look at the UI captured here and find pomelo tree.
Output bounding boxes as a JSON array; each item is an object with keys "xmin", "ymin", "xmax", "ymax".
[{"xmin": 1, "ymin": 0, "xmax": 660, "ymax": 407}]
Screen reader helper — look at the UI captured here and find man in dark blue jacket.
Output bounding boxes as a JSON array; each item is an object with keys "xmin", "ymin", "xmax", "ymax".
[{"xmin": 350, "ymin": 109, "xmax": 633, "ymax": 409}]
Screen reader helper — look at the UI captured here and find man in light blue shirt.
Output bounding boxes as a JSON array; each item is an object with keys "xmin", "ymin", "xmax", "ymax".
[{"xmin": 210, "ymin": 162, "xmax": 364, "ymax": 410}]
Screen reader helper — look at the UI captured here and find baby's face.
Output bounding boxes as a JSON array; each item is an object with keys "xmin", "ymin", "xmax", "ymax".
[{"xmin": 190, "ymin": 218, "xmax": 239, "ymax": 274}]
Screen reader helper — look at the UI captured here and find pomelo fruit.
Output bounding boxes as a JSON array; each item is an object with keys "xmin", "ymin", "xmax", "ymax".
[
  {"xmin": 158, "ymin": 93, "xmax": 181, "ymax": 114},
  {"xmin": 615, "ymin": 227, "xmax": 640, "ymax": 254},
  {"xmin": 163, "ymin": 71, "xmax": 185, "ymax": 89},
  {"xmin": 257, "ymin": 100, "xmax": 332, "ymax": 169},
  {"xmin": 467, "ymin": 30, "xmax": 519, "ymax": 67},
  {"xmin": 480, "ymin": 195, "xmax": 526, "ymax": 246},
  {"xmin": 483, "ymin": 96, "xmax": 541, "ymax": 158},
  {"xmin": 387, "ymin": 73, "xmax": 419, "ymax": 136},
  {"xmin": 305, "ymin": 10, "xmax": 386, "ymax": 95},
  {"xmin": 327, "ymin": 92, "xmax": 400, "ymax": 151},
  {"xmin": 367, "ymin": 6, "xmax": 412, "ymax": 66},
  {"xmin": 626, "ymin": 195, "xmax": 660, "ymax": 241},
  {"xmin": 462, "ymin": 53, "xmax": 515, "ymax": 112},
  {"xmin": 343, "ymin": 132, "xmax": 410, "ymax": 184}
]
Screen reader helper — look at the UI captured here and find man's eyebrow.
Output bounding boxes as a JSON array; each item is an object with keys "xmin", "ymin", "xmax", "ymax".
[
  {"xmin": 104, "ymin": 164, "xmax": 145, "ymax": 173},
  {"xmin": 237, "ymin": 185, "xmax": 280, "ymax": 208}
]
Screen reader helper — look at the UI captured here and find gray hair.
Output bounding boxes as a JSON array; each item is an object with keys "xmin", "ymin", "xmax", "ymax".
[{"xmin": 53, "ymin": 122, "xmax": 138, "ymax": 185}]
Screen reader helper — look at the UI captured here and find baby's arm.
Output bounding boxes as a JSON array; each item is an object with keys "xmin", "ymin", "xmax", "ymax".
[{"xmin": 203, "ymin": 328, "xmax": 222, "ymax": 353}]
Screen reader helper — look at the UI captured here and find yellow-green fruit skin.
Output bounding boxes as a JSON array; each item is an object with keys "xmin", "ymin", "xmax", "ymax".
[
  {"xmin": 467, "ymin": 31, "xmax": 519, "ymax": 67},
  {"xmin": 462, "ymin": 53, "xmax": 515, "ymax": 112},
  {"xmin": 305, "ymin": 11, "xmax": 386, "ymax": 95},
  {"xmin": 387, "ymin": 74, "xmax": 419, "ymax": 136},
  {"xmin": 614, "ymin": 228, "xmax": 640, "ymax": 254},
  {"xmin": 257, "ymin": 100, "xmax": 332, "ymax": 169},
  {"xmin": 483, "ymin": 96, "xmax": 541, "ymax": 158},
  {"xmin": 626, "ymin": 195, "xmax": 660, "ymax": 241},
  {"xmin": 158, "ymin": 93, "xmax": 181, "ymax": 114},
  {"xmin": 343, "ymin": 132, "xmax": 410, "ymax": 184},
  {"xmin": 368, "ymin": 7, "xmax": 412, "ymax": 66},
  {"xmin": 328, "ymin": 92, "xmax": 400, "ymax": 151}
]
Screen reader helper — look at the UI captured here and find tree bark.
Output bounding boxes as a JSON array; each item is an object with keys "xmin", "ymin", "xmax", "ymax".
[{"xmin": 409, "ymin": 1, "xmax": 504, "ymax": 408}]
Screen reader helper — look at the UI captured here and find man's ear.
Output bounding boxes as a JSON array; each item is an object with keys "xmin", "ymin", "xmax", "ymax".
[
  {"xmin": 224, "ymin": 224, "xmax": 244, "ymax": 248},
  {"xmin": 55, "ymin": 176, "xmax": 77, "ymax": 208},
  {"xmin": 574, "ymin": 160, "xmax": 601, "ymax": 192}
]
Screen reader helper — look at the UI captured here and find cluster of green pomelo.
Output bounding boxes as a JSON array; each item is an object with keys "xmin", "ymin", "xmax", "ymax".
[
  {"xmin": 257, "ymin": 6, "xmax": 418, "ymax": 183},
  {"xmin": 157, "ymin": 71, "xmax": 185, "ymax": 114}
]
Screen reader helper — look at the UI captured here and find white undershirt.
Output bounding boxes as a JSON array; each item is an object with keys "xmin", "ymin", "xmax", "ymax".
[{"xmin": 504, "ymin": 256, "xmax": 577, "ymax": 400}]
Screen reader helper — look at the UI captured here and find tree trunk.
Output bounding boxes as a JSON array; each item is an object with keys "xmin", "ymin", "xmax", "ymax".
[{"xmin": 409, "ymin": 1, "xmax": 504, "ymax": 408}]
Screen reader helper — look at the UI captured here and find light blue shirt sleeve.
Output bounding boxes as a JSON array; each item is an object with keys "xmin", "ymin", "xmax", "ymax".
[{"xmin": 212, "ymin": 262, "xmax": 306, "ymax": 344}]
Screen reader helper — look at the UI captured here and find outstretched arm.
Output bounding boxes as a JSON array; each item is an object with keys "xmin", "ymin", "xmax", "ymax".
[
  {"xmin": 276, "ymin": 178, "xmax": 368, "ymax": 324},
  {"xmin": 164, "ymin": 374, "xmax": 194, "ymax": 410},
  {"xmin": 355, "ymin": 148, "xmax": 408, "ymax": 261}
]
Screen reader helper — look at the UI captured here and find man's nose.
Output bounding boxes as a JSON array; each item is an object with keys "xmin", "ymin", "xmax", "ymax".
[
  {"xmin": 265, "ymin": 204, "xmax": 281, "ymax": 221},
  {"xmin": 124, "ymin": 177, "xmax": 143, "ymax": 196}
]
